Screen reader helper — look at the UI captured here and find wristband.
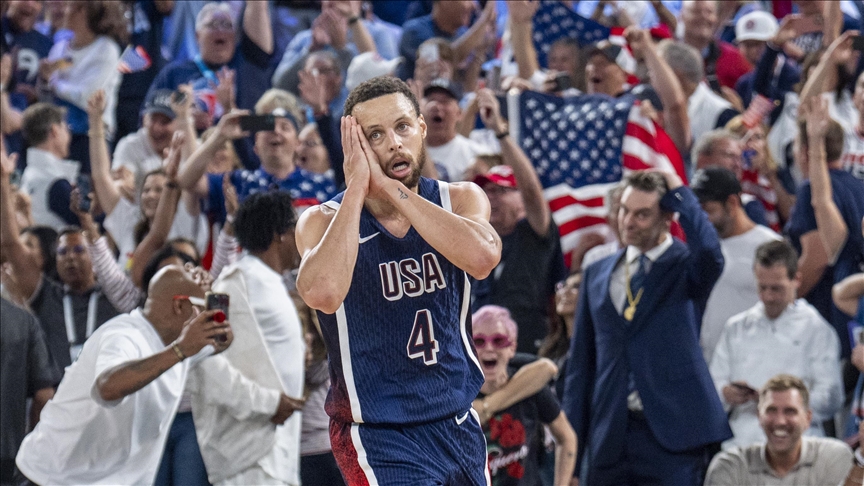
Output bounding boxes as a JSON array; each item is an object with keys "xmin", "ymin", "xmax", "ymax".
[
  {"xmin": 171, "ymin": 341, "xmax": 186, "ymax": 362},
  {"xmin": 495, "ymin": 131, "xmax": 509, "ymax": 140},
  {"xmin": 348, "ymin": 16, "xmax": 360, "ymax": 25}
]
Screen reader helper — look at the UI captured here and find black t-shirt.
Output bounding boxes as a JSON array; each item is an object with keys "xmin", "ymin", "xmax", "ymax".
[
  {"xmin": 30, "ymin": 279, "xmax": 120, "ymax": 376},
  {"xmin": 480, "ymin": 374, "xmax": 561, "ymax": 486},
  {"xmin": 471, "ymin": 219, "xmax": 568, "ymax": 353},
  {"xmin": 0, "ymin": 298, "xmax": 57, "ymax": 484}
]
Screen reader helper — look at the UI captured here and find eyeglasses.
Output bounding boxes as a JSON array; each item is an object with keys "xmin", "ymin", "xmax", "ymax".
[
  {"xmin": 173, "ymin": 295, "xmax": 206, "ymax": 311},
  {"xmin": 309, "ymin": 67, "xmax": 339, "ymax": 77},
  {"xmin": 473, "ymin": 333, "xmax": 512, "ymax": 349},
  {"xmin": 57, "ymin": 244, "xmax": 86, "ymax": 256},
  {"xmin": 204, "ymin": 18, "xmax": 234, "ymax": 32},
  {"xmin": 301, "ymin": 139, "xmax": 322, "ymax": 148}
]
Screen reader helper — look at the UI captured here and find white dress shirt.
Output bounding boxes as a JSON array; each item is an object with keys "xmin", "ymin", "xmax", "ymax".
[
  {"xmin": 709, "ymin": 299, "xmax": 844, "ymax": 450},
  {"xmin": 609, "ymin": 234, "xmax": 673, "ymax": 314}
]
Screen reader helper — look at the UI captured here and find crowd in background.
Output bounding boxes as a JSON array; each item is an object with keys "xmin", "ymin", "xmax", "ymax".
[{"xmin": 1, "ymin": 0, "xmax": 864, "ymax": 485}]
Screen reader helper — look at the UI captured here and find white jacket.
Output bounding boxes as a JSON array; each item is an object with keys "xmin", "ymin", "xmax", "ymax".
[{"xmin": 188, "ymin": 264, "xmax": 285, "ymax": 483}]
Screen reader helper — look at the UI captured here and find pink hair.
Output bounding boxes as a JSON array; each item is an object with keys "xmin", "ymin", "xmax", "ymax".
[{"xmin": 472, "ymin": 305, "xmax": 518, "ymax": 341}]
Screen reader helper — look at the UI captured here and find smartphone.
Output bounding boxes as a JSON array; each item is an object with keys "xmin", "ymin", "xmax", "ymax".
[
  {"xmin": 853, "ymin": 35, "xmax": 864, "ymax": 52},
  {"xmin": 239, "ymin": 114, "xmax": 276, "ymax": 133},
  {"xmin": 554, "ymin": 73, "xmax": 572, "ymax": 92},
  {"xmin": 76, "ymin": 174, "xmax": 92, "ymax": 212},
  {"xmin": 418, "ymin": 42, "xmax": 440, "ymax": 63},
  {"xmin": 485, "ymin": 65, "xmax": 501, "ymax": 92},
  {"xmin": 205, "ymin": 292, "xmax": 230, "ymax": 343}
]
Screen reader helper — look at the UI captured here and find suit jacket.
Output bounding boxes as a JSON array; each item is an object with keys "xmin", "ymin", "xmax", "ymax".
[{"xmin": 562, "ymin": 187, "xmax": 733, "ymax": 470}]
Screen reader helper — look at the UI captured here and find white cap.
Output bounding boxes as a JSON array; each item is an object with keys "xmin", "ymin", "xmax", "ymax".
[
  {"xmin": 346, "ymin": 52, "xmax": 404, "ymax": 91},
  {"xmin": 735, "ymin": 11, "xmax": 778, "ymax": 42}
]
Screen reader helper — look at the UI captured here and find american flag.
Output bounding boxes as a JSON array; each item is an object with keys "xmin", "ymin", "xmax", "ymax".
[
  {"xmin": 508, "ymin": 90, "xmax": 686, "ymax": 263},
  {"xmin": 532, "ymin": 0, "xmax": 610, "ymax": 68},
  {"xmin": 117, "ymin": 45, "xmax": 152, "ymax": 74}
]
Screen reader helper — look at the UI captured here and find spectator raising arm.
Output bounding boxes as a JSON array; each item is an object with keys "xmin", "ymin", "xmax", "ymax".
[
  {"xmin": 626, "ymin": 27, "xmax": 691, "ymax": 155},
  {"xmin": 451, "ymin": 0, "xmax": 497, "ymax": 65},
  {"xmin": 805, "ymin": 96, "xmax": 849, "ymax": 263},
  {"xmin": 477, "ymin": 88, "xmax": 550, "ymax": 236},
  {"xmin": 0, "ymin": 54, "xmax": 22, "ymax": 135},
  {"xmin": 473, "ymin": 357, "xmax": 559, "ymax": 424},
  {"xmin": 177, "ymin": 110, "xmax": 250, "ymax": 199},
  {"xmin": 130, "ymin": 132, "xmax": 186, "ymax": 288},
  {"xmin": 0, "ymin": 141, "xmax": 41, "ymax": 301},
  {"xmin": 87, "ymin": 90, "xmax": 123, "ymax": 215},
  {"xmin": 509, "ymin": 0, "xmax": 541, "ymax": 82},
  {"xmin": 833, "ymin": 273, "xmax": 864, "ymax": 317},
  {"xmin": 798, "ymin": 30, "xmax": 857, "ymax": 105},
  {"xmin": 242, "ymin": 0, "xmax": 273, "ymax": 55},
  {"xmin": 649, "ymin": 0, "xmax": 677, "ymax": 34}
]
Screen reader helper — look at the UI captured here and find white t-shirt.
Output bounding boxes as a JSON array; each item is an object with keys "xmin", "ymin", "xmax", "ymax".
[
  {"xmin": 237, "ymin": 256, "xmax": 305, "ymax": 484},
  {"xmin": 112, "ymin": 128, "xmax": 163, "ymax": 189},
  {"xmin": 427, "ymin": 135, "xmax": 491, "ymax": 182},
  {"xmin": 700, "ymin": 225, "xmax": 781, "ymax": 364},
  {"xmin": 103, "ymin": 197, "xmax": 210, "ymax": 270},
  {"xmin": 19, "ymin": 148, "xmax": 80, "ymax": 230},
  {"xmin": 47, "ymin": 36, "xmax": 120, "ymax": 133},
  {"xmin": 16, "ymin": 309, "xmax": 189, "ymax": 485},
  {"xmin": 839, "ymin": 122, "xmax": 864, "ymax": 183},
  {"xmin": 688, "ymin": 82, "xmax": 733, "ymax": 161}
]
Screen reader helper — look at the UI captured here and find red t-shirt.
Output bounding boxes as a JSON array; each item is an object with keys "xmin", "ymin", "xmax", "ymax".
[{"xmin": 715, "ymin": 41, "xmax": 753, "ymax": 90}]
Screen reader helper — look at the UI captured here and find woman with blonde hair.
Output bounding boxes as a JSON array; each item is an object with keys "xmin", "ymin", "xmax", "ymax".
[{"xmin": 725, "ymin": 115, "xmax": 796, "ymax": 230}]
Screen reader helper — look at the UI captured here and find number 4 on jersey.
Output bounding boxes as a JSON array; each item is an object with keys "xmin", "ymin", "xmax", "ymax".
[{"xmin": 407, "ymin": 309, "xmax": 439, "ymax": 365}]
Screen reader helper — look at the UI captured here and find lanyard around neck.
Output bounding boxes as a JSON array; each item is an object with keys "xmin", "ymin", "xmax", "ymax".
[
  {"xmin": 64, "ymin": 289, "xmax": 99, "ymax": 345},
  {"xmin": 193, "ymin": 54, "xmax": 219, "ymax": 86}
]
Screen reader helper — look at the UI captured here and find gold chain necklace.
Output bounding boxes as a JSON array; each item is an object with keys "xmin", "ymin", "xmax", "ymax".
[{"xmin": 624, "ymin": 257, "xmax": 643, "ymax": 321}]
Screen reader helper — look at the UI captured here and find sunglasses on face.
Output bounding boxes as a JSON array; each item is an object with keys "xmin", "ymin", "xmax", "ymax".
[
  {"xmin": 57, "ymin": 244, "xmax": 86, "ymax": 256},
  {"xmin": 204, "ymin": 18, "xmax": 234, "ymax": 32},
  {"xmin": 473, "ymin": 333, "xmax": 512, "ymax": 349}
]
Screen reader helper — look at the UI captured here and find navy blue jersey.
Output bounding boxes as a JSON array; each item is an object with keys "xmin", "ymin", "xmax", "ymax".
[{"xmin": 316, "ymin": 177, "xmax": 484, "ymax": 425}]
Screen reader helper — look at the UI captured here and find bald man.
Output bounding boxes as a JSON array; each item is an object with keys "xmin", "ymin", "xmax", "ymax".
[{"xmin": 15, "ymin": 265, "xmax": 232, "ymax": 486}]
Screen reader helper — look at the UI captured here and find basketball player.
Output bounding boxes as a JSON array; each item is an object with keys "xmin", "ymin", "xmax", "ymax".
[{"xmin": 295, "ymin": 77, "xmax": 502, "ymax": 485}]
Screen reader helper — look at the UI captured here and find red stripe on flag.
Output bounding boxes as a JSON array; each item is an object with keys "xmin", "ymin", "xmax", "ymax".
[
  {"xmin": 558, "ymin": 215, "xmax": 608, "ymax": 236},
  {"xmin": 548, "ymin": 194, "xmax": 605, "ymax": 212},
  {"xmin": 622, "ymin": 153, "xmax": 651, "ymax": 171},
  {"xmin": 625, "ymin": 121, "xmax": 654, "ymax": 147}
]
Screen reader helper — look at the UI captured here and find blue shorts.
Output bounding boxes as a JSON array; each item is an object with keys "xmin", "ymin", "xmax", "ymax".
[{"xmin": 330, "ymin": 409, "xmax": 490, "ymax": 486}]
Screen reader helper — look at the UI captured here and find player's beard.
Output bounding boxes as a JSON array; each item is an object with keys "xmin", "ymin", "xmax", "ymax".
[{"xmin": 399, "ymin": 145, "xmax": 426, "ymax": 190}]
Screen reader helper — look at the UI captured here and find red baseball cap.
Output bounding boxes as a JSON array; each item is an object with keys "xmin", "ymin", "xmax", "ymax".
[{"xmin": 473, "ymin": 165, "xmax": 517, "ymax": 189}]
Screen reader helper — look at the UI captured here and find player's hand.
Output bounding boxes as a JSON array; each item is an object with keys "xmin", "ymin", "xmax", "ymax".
[
  {"xmin": 271, "ymin": 393, "xmax": 306, "ymax": 424},
  {"xmin": 341, "ymin": 116, "xmax": 371, "ymax": 195},
  {"xmin": 175, "ymin": 309, "xmax": 232, "ymax": 358},
  {"xmin": 353, "ymin": 120, "xmax": 390, "ymax": 199}
]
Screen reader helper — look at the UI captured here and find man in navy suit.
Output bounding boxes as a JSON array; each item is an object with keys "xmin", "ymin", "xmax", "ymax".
[{"xmin": 562, "ymin": 170, "xmax": 732, "ymax": 485}]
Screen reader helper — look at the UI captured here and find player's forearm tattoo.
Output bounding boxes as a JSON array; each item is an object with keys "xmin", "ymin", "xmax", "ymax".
[{"xmin": 398, "ymin": 188, "xmax": 408, "ymax": 200}]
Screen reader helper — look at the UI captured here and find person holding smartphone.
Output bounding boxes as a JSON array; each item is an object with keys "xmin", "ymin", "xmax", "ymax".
[{"xmin": 709, "ymin": 240, "xmax": 844, "ymax": 450}]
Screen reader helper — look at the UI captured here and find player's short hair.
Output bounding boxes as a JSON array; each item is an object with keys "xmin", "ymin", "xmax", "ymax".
[
  {"xmin": 797, "ymin": 117, "xmax": 844, "ymax": 163},
  {"xmin": 621, "ymin": 171, "xmax": 668, "ymax": 201},
  {"xmin": 22, "ymin": 103, "xmax": 66, "ymax": 146},
  {"xmin": 344, "ymin": 76, "xmax": 420, "ymax": 118},
  {"xmin": 754, "ymin": 240, "xmax": 798, "ymax": 280},
  {"xmin": 472, "ymin": 305, "xmax": 518, "ymax": 341},
  {"xmin": 759, "ymin": 374, "xmax": 810, "ymax": 410},
  {"xmin": 234, "ymin": 191, "xmax": 297, "ymax": 253}
]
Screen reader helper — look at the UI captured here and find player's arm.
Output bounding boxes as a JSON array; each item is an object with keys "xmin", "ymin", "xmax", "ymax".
[{"xmin": 296, "ymin": 117, "xmax": 370, "ymax": 314}]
